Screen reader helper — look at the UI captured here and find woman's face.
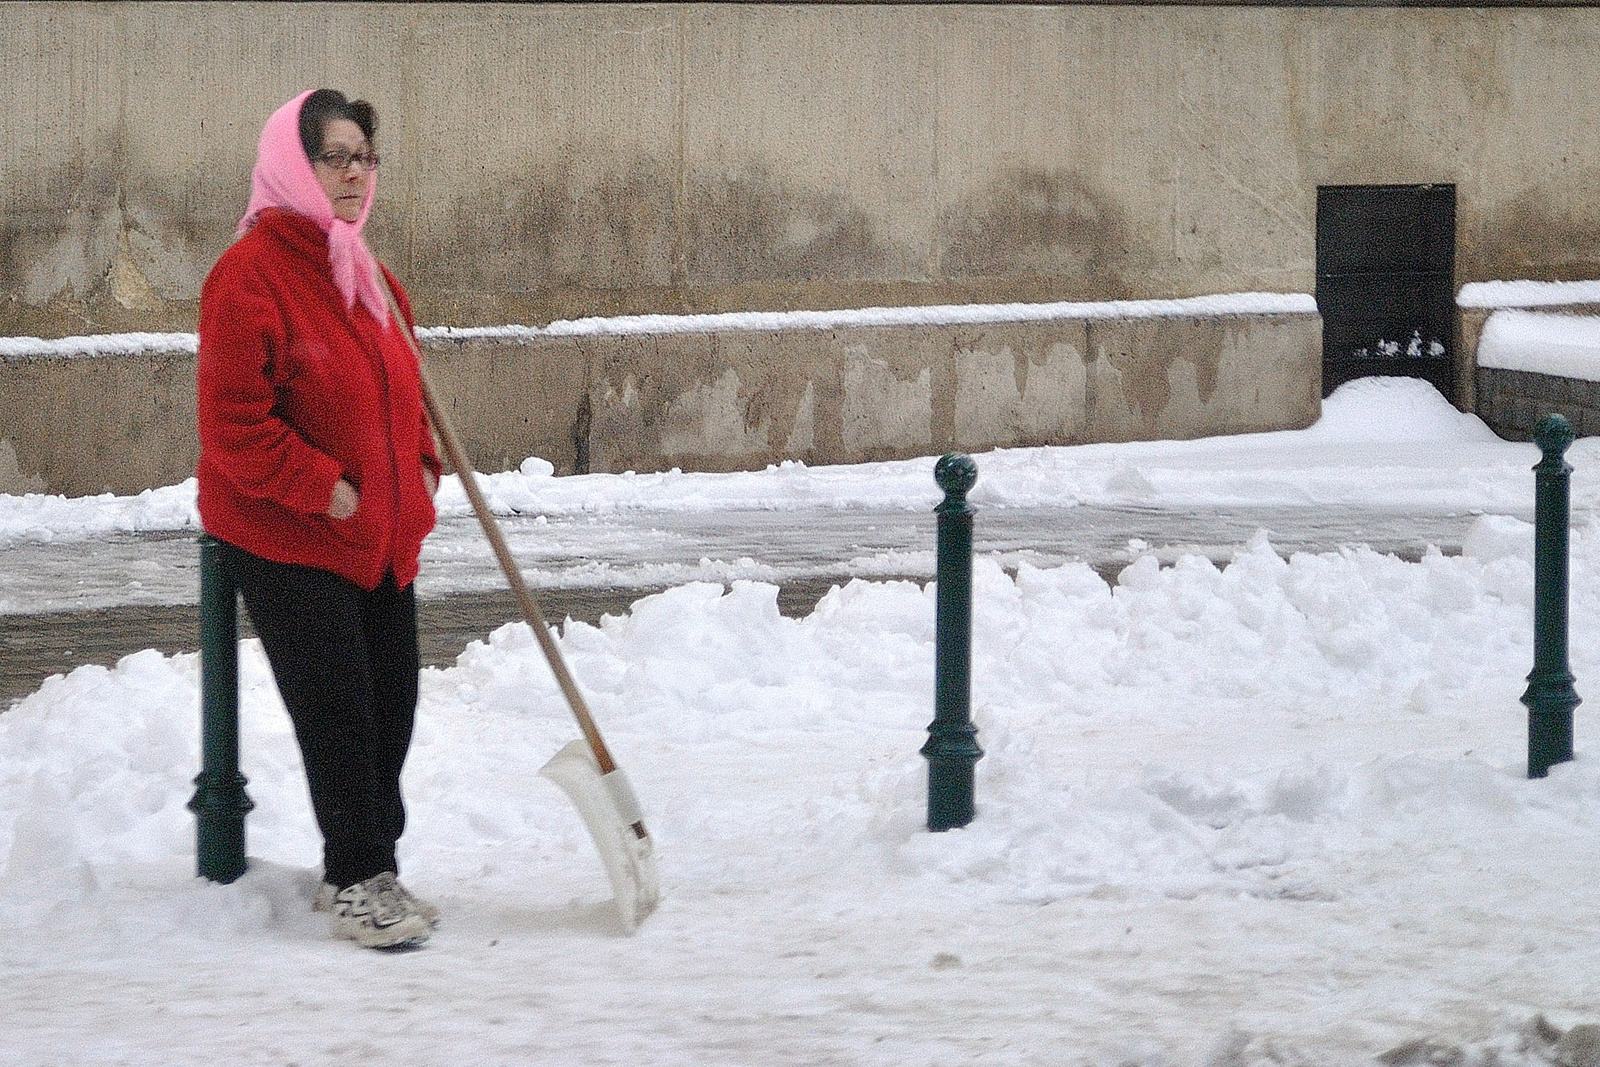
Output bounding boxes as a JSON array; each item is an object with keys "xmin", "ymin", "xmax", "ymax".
[{"xmin": 311, "ymin": 118, "xmax": 374, "ymax": 223}]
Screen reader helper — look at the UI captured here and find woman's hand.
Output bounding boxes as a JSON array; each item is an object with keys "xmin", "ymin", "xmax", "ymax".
[
  {"xmin": 423, "ymin": 467, "xmax": 438, "ymax": 498},
  {"xmin": 328, "ymin": 477, "xmax": 360, "ymax": 519}
]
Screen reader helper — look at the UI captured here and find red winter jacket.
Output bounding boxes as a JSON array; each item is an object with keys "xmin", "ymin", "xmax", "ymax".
[{"xmin": 197, "ymin": 208, "xmax": 441, "ymax": 590}]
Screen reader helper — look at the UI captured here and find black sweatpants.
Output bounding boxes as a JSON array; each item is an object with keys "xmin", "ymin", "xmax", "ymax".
[{"xmin": 218, "ymin": 541, "xmax": 419, "ymax": 889}]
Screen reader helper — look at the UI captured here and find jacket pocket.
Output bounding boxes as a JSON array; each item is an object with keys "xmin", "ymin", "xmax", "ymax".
[{"xmin": 321, "ymin": 497, "xmax": 382, "ymax": 551}]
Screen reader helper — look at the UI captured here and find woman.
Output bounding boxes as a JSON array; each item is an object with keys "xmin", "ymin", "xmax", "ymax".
[{"xmin": 197, "ymin": 89, "xmax": 441, "ymax": 950}]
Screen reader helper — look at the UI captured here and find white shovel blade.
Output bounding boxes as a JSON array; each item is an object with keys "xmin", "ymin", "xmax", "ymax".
[{"xmin": 538, "ymin": 739, "xmax": 660, "ymax": 933}]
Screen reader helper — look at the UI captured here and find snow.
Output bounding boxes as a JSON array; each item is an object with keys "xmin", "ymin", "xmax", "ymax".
[
  {"xmin": 0, "ymin": 332, "xmax": 197, "ymax": 360},
  {"xmin": 0, "ymin": 376, "xmax": 1548, "ymax": 548},
  {"xmin": 0, "ymin": 481, "xmax": 203, "ymax": 545},
  {"xmin": 1459, "ymin": 279, "xmax": 1600, "ymax": 310},
  {"xmin": 423, "ymin": 292, "xmax": 1316, "ymax": 342},
  {"xmin": 1477, "ymin": 309, "xmax": 1600, "ymax": 382},
  {"xmin": 0, "ymin": 293, "xmax": 1314, "ymax": 362},
  {"xmin": 4, "ymin": 377, "xmax": 1600, "ymax": 1064}
]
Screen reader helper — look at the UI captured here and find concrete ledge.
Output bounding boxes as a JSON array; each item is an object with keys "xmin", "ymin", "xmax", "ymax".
[
  {"xmin": 0, "ymin": 298, "xmax": 1321, "ymax": 497},
  {"xmin": 1469, "ymin": 298, "xmax": 1600, "ymax": 439},
  {"xmin": 0, "ymin": 348, "xmax": 200, "ymax": 497},
  {"xmin": 1457, "ymin": 282, "xmax": 1600, "ymax": 414}
]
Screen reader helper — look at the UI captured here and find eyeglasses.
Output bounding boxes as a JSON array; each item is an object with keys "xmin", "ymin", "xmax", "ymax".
[{"xmin": 313, "ymin": 149, "xmax": 381, "ymax": 172}]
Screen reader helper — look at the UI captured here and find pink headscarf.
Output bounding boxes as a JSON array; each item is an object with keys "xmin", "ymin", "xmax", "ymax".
[{"xmin": 238, "ymin": 89, "xmax": 388, "ymax": 324}]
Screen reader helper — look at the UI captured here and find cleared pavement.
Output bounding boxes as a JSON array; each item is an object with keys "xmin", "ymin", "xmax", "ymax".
[{"xmin": 1, "ymin": 503, "xmax": 1486, "ymax": 706}]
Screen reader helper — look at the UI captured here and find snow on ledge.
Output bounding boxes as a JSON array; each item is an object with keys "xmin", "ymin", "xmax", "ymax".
[
  {"xmin": 0, "ymin": 332, "xmax": 198, "ymax": 361},
  {"xmin": 1477, "ymin": 309, "xmax": 1600, "ymax": 381},
  {"xmin": 416, "ymin": 292, "xmax": 1317, "ymax": 342},
  {"xmin": 1457, "ymin": 279, "xmax": 1600, "ymax": 309},
  {"xmin": 0, "ymin": 293, "xmax": 1317, "ymax": 359}
]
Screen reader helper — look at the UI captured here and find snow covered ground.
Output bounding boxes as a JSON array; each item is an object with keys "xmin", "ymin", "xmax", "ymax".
[{"xmin": 4, "ymin": 377, "xmax": 1600, "ymax": 1066}]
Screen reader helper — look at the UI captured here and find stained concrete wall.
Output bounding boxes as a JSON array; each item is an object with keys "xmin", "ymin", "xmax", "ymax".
[
  {"xmin": 573, "ymin": 311, "xmax": 1320, "ymax": 474},
  {"xmin": 5, "ymin": 3, "xmax": 1600, "ymax": 339},
  {"xmin": 0, "ymin": 308, "xmax": 1320, "ymax": 495}
]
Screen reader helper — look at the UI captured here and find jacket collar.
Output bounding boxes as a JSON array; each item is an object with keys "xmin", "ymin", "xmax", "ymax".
[{"xmin": 253, "ymin": 207, "xmax": 329, "ymax": 260}]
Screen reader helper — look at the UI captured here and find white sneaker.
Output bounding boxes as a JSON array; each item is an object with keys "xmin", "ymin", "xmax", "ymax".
[
  {"xmin": 316, "ymin": 877, "xmax": 440, "ymax": 927},
  {"xmin": 328, "ymin": 872, "xmax": 431, "ymax": 949}
]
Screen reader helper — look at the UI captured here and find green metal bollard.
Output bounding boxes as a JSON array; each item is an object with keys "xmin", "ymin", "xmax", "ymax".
[
  {"xmin": 187, "ymin": 534, "xmax": 253, "ymax": 882},
  {"xmin": 922, "ymin": 453, "xmax": 984, "ymax": 831},
  {"xmin": 1523, "ymin": 414, "xmax": 1582, "ymax": 779}
]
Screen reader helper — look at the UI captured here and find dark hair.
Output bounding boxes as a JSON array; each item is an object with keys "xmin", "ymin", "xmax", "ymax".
[{"xmin": 298, "ymin": 89, "xmax": 377, "ymax": 160}]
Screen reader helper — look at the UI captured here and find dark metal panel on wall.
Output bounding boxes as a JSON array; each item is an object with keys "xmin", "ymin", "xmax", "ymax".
[{"xmin": 1315, "ymin": 184, "xmax": 1457, "ymax": 399}]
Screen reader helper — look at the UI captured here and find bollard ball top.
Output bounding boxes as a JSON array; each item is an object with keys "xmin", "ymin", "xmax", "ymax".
[
  {"xmin": 935, "ymin": 453, "xmax": 978, "ymax": 498},
  {"xmin": 1534, "ymin": 413, "xmax": 1576, "ymax": 458}
]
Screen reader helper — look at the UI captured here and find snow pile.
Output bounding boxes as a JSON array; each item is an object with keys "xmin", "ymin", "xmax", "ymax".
[
  {"xmin": 1294, "ymin": 374, "xmax": 1497, "ymax": 444},
  {"xmin": 1478, "ymin": 309, "xmax": 1600, "ymax": 382},
  {"xmin": 5, "ymin": 515, "xmax": 1600, "ymax": 1062},
  {"xmin": 0, "ymin": 478, "xmax": 200, "ymax": 543}
]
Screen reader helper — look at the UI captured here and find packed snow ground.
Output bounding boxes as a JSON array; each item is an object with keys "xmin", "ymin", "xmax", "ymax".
[{"xmin": 4, "ymin": 378, "xmax": 1600, "ymax": 1066}]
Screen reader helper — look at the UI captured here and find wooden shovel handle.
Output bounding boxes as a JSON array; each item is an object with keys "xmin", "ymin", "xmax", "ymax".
[{"xmin": 379, "ymin": 283, "xmax": 620, "ymax": 777}]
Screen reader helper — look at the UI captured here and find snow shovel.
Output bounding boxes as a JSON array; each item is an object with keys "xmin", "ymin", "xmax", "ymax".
[{"xmin": 380, "ymin": 282, "xmax": 660, "ymax": 933}]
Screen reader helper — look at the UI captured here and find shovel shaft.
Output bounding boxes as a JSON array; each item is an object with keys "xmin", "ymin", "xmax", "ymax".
[
  {"xmin": 415, "ymin": 364, "xmax": 620, "ymax": 777},
  {"xmin": 377, "ymin": 283, "xmax": 627, "ymax": 788}
]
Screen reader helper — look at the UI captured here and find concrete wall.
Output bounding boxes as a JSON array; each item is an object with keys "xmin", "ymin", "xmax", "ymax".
[
  {"xmin": 5, "ymin": 3, "xmax": 1600, "ymax": 339},
  {"xmin": 1476, "ymin": 365, "xmax": 1600, "ymax": 442},
  {"xmin": 0, "ymin": 346, "xmax": 199, "ymax": 495},
  {"xmin": 0, "ymin": 308, "xmax": 1320, "ymax": 495}
]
